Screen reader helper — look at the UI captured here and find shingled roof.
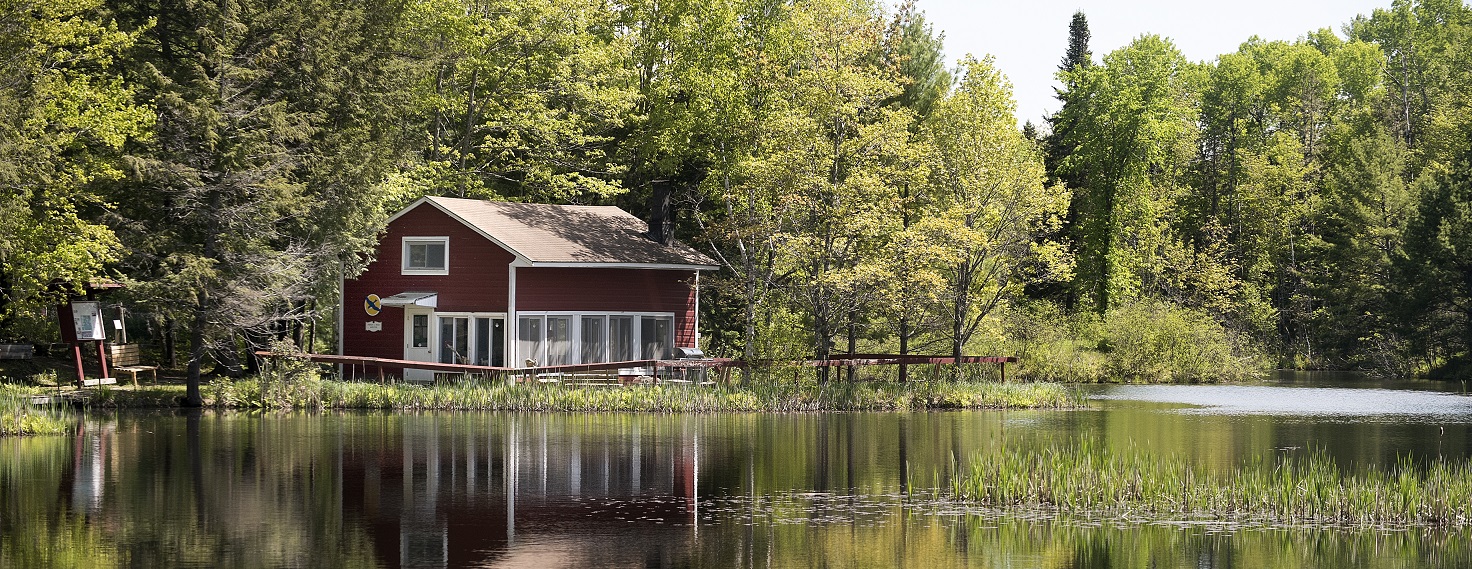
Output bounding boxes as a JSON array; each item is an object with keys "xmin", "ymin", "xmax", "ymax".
[{"xmin": 395, "ymin": 196, "xmax": 718, "ymax": 270}]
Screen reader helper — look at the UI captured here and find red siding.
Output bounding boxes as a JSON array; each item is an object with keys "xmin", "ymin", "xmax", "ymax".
[
  {"xmin": 342, "ymin": 202, "xmax": 704, "ymax": 363},
  {"xmin": 342, "ymin": 204, "xmax": 515, "ymax": 360},
  {"xmin": 515, "ymin": 268, "xmax": 699, "ymax": 347}
]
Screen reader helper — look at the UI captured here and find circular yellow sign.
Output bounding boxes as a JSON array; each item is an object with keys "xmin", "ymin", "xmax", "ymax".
[{"xmin": 364, "ymin": 294, "xmax": 382, "ymax": 316}]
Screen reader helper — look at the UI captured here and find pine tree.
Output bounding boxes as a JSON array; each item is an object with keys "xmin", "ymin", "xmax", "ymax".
[{"xmin": 1040, "ymin": 11, "xmax": 1092, "ymax": 308}]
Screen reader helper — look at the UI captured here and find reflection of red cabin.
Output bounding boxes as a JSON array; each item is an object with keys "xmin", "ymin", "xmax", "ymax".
[{"xmin": 340, "ymin": 197, "xmax": 717, "ymax": 379}]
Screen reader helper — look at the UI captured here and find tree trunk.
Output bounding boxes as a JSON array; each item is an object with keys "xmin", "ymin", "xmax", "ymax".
[
  {"xmin": 306, "ymin": 299, "xmax": 316, "ymax": 353},
  {"xmin": 815, "ymin": 308, "xmax": 831, "ymax": 384},
  {"xmin": 845, "ymin": 311, "xmax": 856, "ymax": 382},
  {"xmin": 742, "ymin": 247, "xmax": 756, "ymax": 385},
  {"xmin": 163, "ymin": 315, "xmax": 177, "ymax": 369},
  {"xmin": 952, "ymin": 262, "xmax": 968, "ymax": 382},
  {"xmin": 184, "ymin": 293, "xmax": 207, "ymax": 407},
  {"xmin": 647, "ymin": 183, "xmax": 673, "ymax": 245},
  {"xmin": 456, "ymin": 68, "xmax": 478, "ymax": 197},
  {"xmin": 244, "ymin": 331, "xmax": 263, "ymax": 377},
  {"xmin": 0, "ymin": 268, "xmax": 12, "ymax": 334},
  {"xmin": 290, "ymin": 301, "xmax": 303, "ymax": 348},
  {"xmin": 898, "ymin": 317, "xmax": 909, "ymax": 383}
]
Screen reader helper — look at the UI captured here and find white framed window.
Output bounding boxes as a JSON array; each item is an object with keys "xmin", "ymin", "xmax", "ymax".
[
  {"xmin": 640, "ymin": 315, "xmax": 673, "ymax": 360},
  {"xmin": 580, "ymin": 316, "xmax": 606, "ymax": 363},
  {"xmin": 516, "ymin": 312, "xmax": 675, "ymax": 366},
  {"xmin": 401, "ymin": 237, "xmax": 449, "ymax": 275},
  {"xmin": 434, "ymin": 313, "xmax": 506, "ymax": 367},
  {"xmin": 517, "ymin": 316, "xmax": 544, "ymax": 366}
]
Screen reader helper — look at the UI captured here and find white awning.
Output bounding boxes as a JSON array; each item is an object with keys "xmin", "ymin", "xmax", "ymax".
[{"xmin": 379, "ymin": 291, "xmax": 438, "ymax": 308}]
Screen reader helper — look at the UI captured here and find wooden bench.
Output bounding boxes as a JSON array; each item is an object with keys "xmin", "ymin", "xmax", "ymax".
[
  {"xmin": 0, "ymin": 344, "xmax": 33, "ymax": 360},
  {"xmin": 107, "ymin": 344, "xmax": 158, "ymax": 387}
]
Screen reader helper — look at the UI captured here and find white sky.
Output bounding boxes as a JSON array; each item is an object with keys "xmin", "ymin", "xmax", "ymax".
[{"xmin": 912, "ymin": 0, "xmax": 1394, "ymax": 127}]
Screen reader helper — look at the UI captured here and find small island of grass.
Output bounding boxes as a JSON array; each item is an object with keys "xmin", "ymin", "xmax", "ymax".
[{"xmin": 950, "ymin": 443, "xmax": 1472, "ymax": 529}]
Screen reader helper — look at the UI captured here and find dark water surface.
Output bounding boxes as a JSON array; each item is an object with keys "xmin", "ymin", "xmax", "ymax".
[{"xmin": 4, "ymin": 375, "xmax": 1472, "ymax": 568}]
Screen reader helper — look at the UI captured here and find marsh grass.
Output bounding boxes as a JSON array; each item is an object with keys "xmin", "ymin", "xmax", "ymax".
[
  {"xmin": 0, "ymin": 384, "xmax": 70, "ymax": 436},
  {"xmin": 951, "ymin": 442, "xmax": 1472, "ymax": 528},
  {"xmin": 195, "ymin": 376, "xmax": 1083, "ymax": 412}
]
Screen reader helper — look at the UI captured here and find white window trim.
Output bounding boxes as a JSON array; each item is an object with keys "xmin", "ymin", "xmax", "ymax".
[
  {"xmin": 401, "ymin": 236, "xmax": 450, "ymax": 275},
  {"xmin": 515, "ymin": 311, "xmax": 676, "ymax": 365}
]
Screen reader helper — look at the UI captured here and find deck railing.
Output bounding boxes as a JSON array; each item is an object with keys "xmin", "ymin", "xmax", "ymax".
[{"xmin": 252, "ymin": 351, "xmax": 1016, "ymax": 384}]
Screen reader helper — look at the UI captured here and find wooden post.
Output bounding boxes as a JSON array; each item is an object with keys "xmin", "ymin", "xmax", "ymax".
[
  {"xmin": 96, "ymin": 340, "xmax": 110, "ymax": 380},
  {"xmin": 999, "ymin": 361, "xmax": 1006, "ymax": 383},
  {"xmin": 72, "ymin": 344, "xmax": 86, "ymax": 387}
]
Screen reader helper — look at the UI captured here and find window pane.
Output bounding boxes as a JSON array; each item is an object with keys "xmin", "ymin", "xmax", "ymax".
[
  {"xmin": 425, "ymin": 243, "xmax": 445, "ymax": 269},
  {"xmin": 609, "ymin": 317, "xmax": 634, "ymax": 362},
  {"xmin": 439, "ymin": 318, "xmax": 454, "ymax": 363},
  {"xmin": 641, "ymin": 316, "xmax": 672, "ymax": 360},
  {"xmin": 545, "ymin": 316, "xmax": 571, "ymax": 366},
  {"xmin": 455, "ymin": 318, "xmax": 468, "ymax": 362},
  {"xmin": 474, "ymin": 318, "xmax": 491, "ymax": 366},
  {"xmin": 412, "ymin": 315, "xmax": 429, "ymax": 348},
  {"xmin": 580, "ymin": 316, "xmax": 606, "ymax": 363},
  {"xmin": 517, "ymin": 317, "xmax": 543, "ymax": 366},
  {"xmin": 408, "ymin": 244, "xmax": 427, "ymax": 269},
  {"xmin": 490, "ymin": 319, "xmax": 505, "ymax": 367},
  {"xmin": 439, "ymin": 317, "xmax": 468, "ymax": 364}
]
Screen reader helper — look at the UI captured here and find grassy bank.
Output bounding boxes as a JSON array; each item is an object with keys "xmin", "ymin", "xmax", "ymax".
[
  {"xmin": 0, "ymin": 384, "xmax": 70, "ymax": 437},
  {"xmin": 42, "ymin": 376, "xmax": 1082, "ymax": 412},
  {"xmin": 200, "ymin": 376, "xmax": 1083, "ymax": 412},
  {"xmin": 950, "ymin": 443, "xmax": 1472, "ymax": 528}
]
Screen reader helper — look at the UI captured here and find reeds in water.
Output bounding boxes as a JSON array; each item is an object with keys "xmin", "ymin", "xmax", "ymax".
[
  {"xmin": 0, "ymin": 384, "xmax": 70, "ymax": 437},
  {"xmin": 950, "ymin": 442, "xmax": 1472, "ymax": 528},
  {"xmin": 195, "ymin": 376, "xmax": 1083, "ymax": 412}
]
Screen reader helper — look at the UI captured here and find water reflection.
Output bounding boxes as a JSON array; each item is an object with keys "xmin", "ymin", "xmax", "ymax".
[
  {"xmin": 1094, "ymin": 384, "xmax": 1472, "ymax": 420},
  {"xmin": 1, "ymin": 388, "xmax": 1471, "ymax": 567}
]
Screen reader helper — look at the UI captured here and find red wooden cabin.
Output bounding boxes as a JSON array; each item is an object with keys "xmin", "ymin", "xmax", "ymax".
[{"xmin": 340, "ymin": 197, "xmax": 717, "ymax": 380}]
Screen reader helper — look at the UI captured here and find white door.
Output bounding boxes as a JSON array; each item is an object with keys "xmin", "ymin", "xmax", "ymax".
[{"xmin": 403, "ymin": 308, "xmax": 434, "ymax": 381}]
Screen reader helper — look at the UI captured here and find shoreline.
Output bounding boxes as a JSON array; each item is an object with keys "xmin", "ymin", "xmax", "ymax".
[{"xmin": 1, "ymin": 378, "xmax": 1084, "ymax": 437}]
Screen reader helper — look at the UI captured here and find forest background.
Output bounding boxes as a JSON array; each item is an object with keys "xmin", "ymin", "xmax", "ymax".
[{"xmin": 3, "ymin": 0, "xmax": 1472, "ymax": 387}]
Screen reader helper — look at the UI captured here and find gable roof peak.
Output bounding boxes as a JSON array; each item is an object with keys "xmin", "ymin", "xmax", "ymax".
[{"xmin": 397, "ymin": 196, "xmax": 717, "ymax": 270}]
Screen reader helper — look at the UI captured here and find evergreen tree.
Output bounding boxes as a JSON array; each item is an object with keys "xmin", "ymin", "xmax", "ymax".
[
  {"xmin": 1040, "ymin": 11, "xmax": 1092, "ymax": 308},
  {"xmin": 108, "ymin": 0, "xmax": 415, "ymax": 404},
  {"xmin": 883, "ymin": 0, "xmax": 950, "ymax": 120},
  {"xmin": 1061, "ymin": 11, "xmax": 1092, "ymax": 73},
  {"xmin": 1397, "ymin": 134, "xmax": 1472, "ymax": 378}
]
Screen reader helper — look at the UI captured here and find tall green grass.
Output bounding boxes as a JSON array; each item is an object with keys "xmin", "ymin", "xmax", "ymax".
[
  {"xmin": 951, "ymin": 443, "xmax": 1472, "ymax": 528},
  {"xmin": 198, "ymin": 376, "xmax": 1083, "ymax": 412},
  {"xmin": 0, "ymin": 384, "xmax": 70, "ymax": 437}
]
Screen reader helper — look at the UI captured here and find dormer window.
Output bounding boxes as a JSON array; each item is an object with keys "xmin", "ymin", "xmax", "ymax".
[{"xmin": 402, "ymin": 237, "xmax": 449, "ymax": 275}]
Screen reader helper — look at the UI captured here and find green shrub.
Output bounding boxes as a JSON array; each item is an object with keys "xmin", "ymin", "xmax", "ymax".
[
  {"xmin": 1007, "ymin": 300, "xmax": 1266, "ymax": 383},
  {"xmin": 1101, "ymin": 301, "xmax": 1263, "ymax": 382}
]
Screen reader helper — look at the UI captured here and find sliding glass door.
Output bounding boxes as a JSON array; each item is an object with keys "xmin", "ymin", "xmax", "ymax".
[
  {"xmin": 441, "ymin": 315, "xmax": 504, "ymax": 366},
  {"xmin": 516, "ymin": 313, "xmax": 678, "ymax": 366}
]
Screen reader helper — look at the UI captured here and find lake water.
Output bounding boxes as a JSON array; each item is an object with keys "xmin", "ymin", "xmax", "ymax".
[{"xmin": 4, "ymin": 374, "xmax": 1471, "ymax": 568}]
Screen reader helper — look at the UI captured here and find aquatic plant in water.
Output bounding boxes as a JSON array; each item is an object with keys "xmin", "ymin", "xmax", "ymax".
[
  {"xmin": 950, "ymin": 442, "xmax": 1472, "ymax": 528},
  {"xmin": 0, "ymin": 384, "xmax": 70, "ymax": 436},
  {"xmin": 187, "ymin": 376, "xmax": 1084, "ymax": 412}
]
